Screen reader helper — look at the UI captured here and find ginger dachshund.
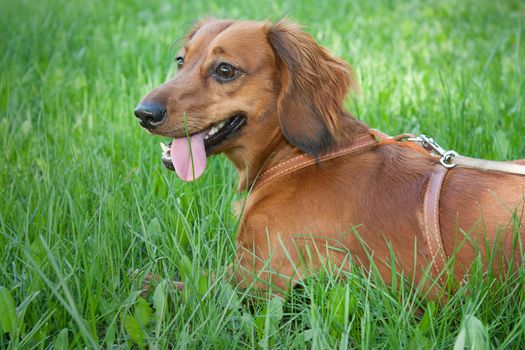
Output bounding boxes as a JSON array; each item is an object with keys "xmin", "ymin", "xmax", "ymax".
[{"xmin": 134, "ymin": 19, "xmax": 524, "ymax": 298}]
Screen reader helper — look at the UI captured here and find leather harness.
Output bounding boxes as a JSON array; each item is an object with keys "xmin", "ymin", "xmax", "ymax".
[{"xmin": 251, "ymin": 129, "xmax": 525, "ymax": 281}]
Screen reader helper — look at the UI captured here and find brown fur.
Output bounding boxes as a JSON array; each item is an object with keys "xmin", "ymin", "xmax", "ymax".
[{"xmin": 137, "ymin": 19, "xmax": 525, "ymax": 297}]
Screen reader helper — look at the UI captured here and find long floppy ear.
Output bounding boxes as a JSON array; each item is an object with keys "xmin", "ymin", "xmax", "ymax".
[{"xmin": 267, "ymin": 20, "xmax": 358, "ymax": 156}]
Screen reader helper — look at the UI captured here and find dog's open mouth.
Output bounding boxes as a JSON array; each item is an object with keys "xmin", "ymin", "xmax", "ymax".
[{"xmin": 160, "ymin": 114, "xmax": 246, "ymax": 181}]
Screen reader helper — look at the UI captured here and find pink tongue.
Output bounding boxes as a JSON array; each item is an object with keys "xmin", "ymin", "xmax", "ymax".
[{"xmin": 170, "ymin": 132, "xmax": 207, "ymax": 181}]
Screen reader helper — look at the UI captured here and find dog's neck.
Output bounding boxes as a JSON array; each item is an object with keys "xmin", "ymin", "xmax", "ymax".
[{"xmin": 228, "ymin": 113, "xmax": 369, "ymax": 192}]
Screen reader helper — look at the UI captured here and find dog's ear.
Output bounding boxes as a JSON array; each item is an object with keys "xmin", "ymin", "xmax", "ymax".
[{"xmin": 267, "ymin": 20, "xmax": 358, "ymax": 156}]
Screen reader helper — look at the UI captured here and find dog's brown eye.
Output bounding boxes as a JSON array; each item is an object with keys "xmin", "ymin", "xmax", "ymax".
[
  {"xmin": 215, "ymin": 63, "xmax": 238, "ymax": 81},
  {"xmin": 175, "ymin": 56, "xmax": 184, "ymax": 69}
]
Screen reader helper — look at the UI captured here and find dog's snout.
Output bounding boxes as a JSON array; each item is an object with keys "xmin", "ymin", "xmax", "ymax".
[{"xmin": 134, "ymin": 102, "xmax": 166, "ymax": 128}]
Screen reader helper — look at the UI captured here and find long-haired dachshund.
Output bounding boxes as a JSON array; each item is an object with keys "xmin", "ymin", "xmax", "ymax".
[{"xmin": 134, "ymin": 19, "xmax": 524, "ymax": 298}]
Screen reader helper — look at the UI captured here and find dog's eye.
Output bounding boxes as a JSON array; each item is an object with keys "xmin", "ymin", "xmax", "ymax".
[
  {"xmin": 175, "ymin": 56, "xmax": 184, "ymax": 69},
  {"xmin": 214, "ymin": 63, "xmax": 238, "ymax": 81}
]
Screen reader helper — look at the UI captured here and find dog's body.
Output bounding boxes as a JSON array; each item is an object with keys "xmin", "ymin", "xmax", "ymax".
[
  {"xmin": 236, "ymin": 141, "xmax": 524, "ymax": 292},
  {"xmin": 135, "ymin": 19, "xmax": 524, "ymax": 297}
]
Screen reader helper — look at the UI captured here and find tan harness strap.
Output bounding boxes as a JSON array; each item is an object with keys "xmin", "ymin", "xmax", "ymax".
[
  {"xmin": 423, "ymin": 165, "xmax": 448, "ymax": 283},
  {"xmin": 252, "ymin": 133, "xmax": 378, "ymax": 191},
  {"xmin": 453, "ymin": 155, "xmax": 525, "ymax": 175}
]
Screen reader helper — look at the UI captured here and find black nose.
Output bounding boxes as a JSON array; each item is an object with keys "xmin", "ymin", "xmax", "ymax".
[{"xmin": 134, "ymin": 102, "xmax": 166, "ymax": 128}]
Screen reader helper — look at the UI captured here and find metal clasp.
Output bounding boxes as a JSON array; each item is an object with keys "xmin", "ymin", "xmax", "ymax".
[{"xmin": 407, "ymin": 134, "xmax": 458, "ymax": 168}]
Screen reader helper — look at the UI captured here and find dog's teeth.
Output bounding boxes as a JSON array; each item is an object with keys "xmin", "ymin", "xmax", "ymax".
[
  {"xmin": 216, "ymin": 121, "xmax": 225, "ymax": 128},
  {"xmin": 204, "ymin": 134, "xmax": 209, "ymax": 140},
  {"xmin": 209, "ymin": 126, "xmax": 219, "ymax": 135},
  {"xmin": 160, "ymin": 143, "xmax": 168, "ymax": 153}
]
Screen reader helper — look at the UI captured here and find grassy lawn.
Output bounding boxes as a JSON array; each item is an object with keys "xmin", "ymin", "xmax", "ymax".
[{"xmin": 1, "ymin": 0, "xmax": 524, "ymax": 348}]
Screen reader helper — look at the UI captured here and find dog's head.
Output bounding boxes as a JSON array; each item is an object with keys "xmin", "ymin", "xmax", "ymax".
[{"xmin": 134, "ymin": 19, "xmax": 357, "ymax": 181}]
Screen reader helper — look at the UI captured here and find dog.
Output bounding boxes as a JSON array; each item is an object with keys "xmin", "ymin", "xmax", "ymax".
[{"xmin": 134, "ymin": 19, "xmax": 524, "ymax": 298}]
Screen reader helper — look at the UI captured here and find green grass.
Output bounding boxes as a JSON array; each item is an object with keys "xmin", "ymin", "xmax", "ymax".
[{"xmin": 1, "ymin": 0, "xmax": 524, "ymax": 348}]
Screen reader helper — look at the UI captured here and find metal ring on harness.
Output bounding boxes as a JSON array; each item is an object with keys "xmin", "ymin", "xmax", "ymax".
[{"xmin": 440, "ymin": 150, "xmax": 458, "ymax": 168}]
